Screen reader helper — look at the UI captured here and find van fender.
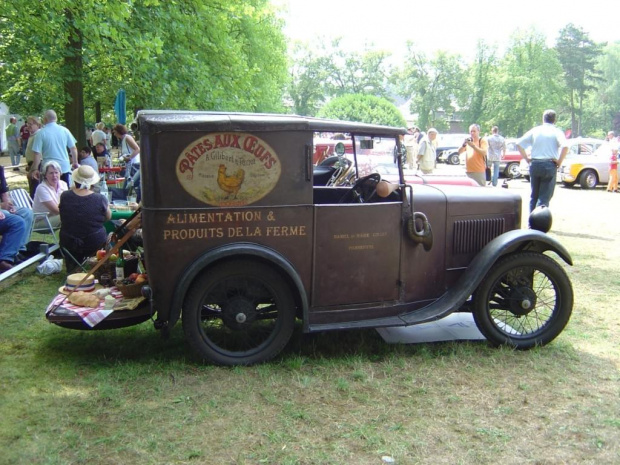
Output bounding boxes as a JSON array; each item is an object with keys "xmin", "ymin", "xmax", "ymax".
[
  {"xmin": 168, "ymin": 242, "xmax": 309, "ymax": 329},
  {"xmin": 400, "ymin": 229, "xmax": 572, "ymax": 325}
]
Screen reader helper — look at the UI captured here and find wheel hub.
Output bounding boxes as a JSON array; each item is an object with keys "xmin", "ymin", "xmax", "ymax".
[
  {"xmin": 508, "ymin": 287, "xmax": 537, "ymax": 316},
  {"xmin": 221, "ymin": 296, "xmax": 256, "ymax": 329}
]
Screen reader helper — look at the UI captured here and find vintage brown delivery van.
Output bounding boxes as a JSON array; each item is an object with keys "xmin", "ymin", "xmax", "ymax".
[{"xmin": 47, "ymin": 111, "xmax": 574, "ymax": 366}]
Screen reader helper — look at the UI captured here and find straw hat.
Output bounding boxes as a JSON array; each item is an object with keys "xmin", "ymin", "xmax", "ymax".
[
  {"xmin": 72, "ymin": 165, "xmax": 100, "ymax": 189},
  {"xmin": 58, "ymin": 272, "xmax": 102, "ymax": 295}
]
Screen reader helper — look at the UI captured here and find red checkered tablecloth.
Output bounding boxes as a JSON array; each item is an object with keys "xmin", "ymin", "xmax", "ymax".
[{"xmin": 46, "ymin": 288, "xmax": 124, "ymax": 328}]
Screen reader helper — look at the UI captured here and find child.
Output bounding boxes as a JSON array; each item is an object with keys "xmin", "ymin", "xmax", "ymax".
[
  {"xmin": 607, "ymin": 147, "xmax": 618, "ymax": 193},
  {"xmin": 79, "ymin": 146, "xmax": 99, "ymax": 171}
]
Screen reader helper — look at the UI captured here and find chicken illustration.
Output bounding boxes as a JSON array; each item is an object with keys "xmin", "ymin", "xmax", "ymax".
[{"xmin": 217, "ymin": 164, "xmax": 245, "ymax": 199}]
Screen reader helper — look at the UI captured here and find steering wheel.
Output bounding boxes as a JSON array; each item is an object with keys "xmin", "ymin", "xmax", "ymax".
[{"xmin": 339, "ymin": 173, "xmax": 382, "ymax": 203}]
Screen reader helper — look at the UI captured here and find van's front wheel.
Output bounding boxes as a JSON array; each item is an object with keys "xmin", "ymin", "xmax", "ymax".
[
  {"xmin": 473, "ymin": 252, "xmax": 573, "ymax": 349},
  {"xmin": 182, "ymin": 260, "xmax": 295, "ymax": 366}
]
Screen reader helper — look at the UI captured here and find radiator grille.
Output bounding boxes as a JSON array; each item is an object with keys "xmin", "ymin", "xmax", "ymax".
[{"xmin": 453, "ymin": 218, "xmax": 505, "ymax": 254}]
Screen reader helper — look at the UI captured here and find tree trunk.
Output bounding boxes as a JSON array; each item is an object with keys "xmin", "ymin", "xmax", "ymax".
[
  {"xmin": 95, "ymin": 101, "xmax": 101, "ymax": 124},
  {"xmin": 63, "ymin": 9, "xmax": 86, "ymax": 150}
]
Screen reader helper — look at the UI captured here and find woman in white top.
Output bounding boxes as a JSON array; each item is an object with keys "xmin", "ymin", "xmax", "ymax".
[
  {"xmin": 113, "ymin": 123, "xmax": 140, "ymax": 195},
  {"xmin": 90, "ymin": 122, "xmax": 106, "ymax": 148},
  {"xmin": 32, "ymin": 160, "xmax": 68, "ymax": 228}
]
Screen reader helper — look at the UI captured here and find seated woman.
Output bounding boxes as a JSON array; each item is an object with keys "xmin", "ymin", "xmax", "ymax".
[
  {"xmin": 59, "ymin": 165, "xmax": 111, "ymax": 272},
  {"xmin": 32, "ymin": 160, "xmax": 68, "ymax": 229}
]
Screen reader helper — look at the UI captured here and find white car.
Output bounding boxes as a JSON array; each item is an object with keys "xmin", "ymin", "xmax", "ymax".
[
  {"xmin": 559, "ymin": 142, "xmax": 615, "ymax": 189},
  {"xmin": 519, "ymin": 137, "xmax": 605, "ymax": 182}
]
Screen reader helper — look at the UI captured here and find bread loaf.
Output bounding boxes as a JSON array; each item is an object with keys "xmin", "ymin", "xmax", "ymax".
[{"xmin": 68, "ymin": 291, "xmax": 101, "ymax": 308}]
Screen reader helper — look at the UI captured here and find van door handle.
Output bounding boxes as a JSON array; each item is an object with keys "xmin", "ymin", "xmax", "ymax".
[{"xmin": 306, "ymin": 144, "xmax": 312, "ymax": 181}]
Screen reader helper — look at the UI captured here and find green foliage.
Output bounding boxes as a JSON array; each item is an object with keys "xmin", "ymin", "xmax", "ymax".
[
  {"xmin": 392, "ymin": 45, "xmax": 465, "ymax": 131},
  {"xmin": 582, "ymin": 42, "xmax": 620, "ymax": 135},
  {"xmin": 481, "ymin": 28, "xmax": 565, "ymax": 137},
  {"xmin": 0, "ymin": 0, "xmax": 289, "ymax": 141},
  {"xmin": 287, "ymin": 39, "xmax": 392, "ymax": 116},
  {"xmin": 459, "ymin": 41, "xmax": 498, "ymax": 132},
  {"xmin": 555, "ymin": 23, "xmax": 603, "ymax": 136},
  {"xmin": 317, "ymin": 94, "xmax": 406, "ymax": 127},
  {"xmin": 287, "ymin": 42, "xmax": 333, "ymax": 116}
]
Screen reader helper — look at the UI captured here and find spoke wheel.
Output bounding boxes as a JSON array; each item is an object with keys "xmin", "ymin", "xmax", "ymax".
[
  {"xmin": 182, "ymin": 260, "xmax": 295, "ymax": 365},
  {"xmin": 473, "ymin": 252, "xmax": 573, "ymax": 349}
]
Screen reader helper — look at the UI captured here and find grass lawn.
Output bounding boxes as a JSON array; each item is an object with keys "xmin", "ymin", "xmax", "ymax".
[{"xmin": 1, "ymin": 180, "xmax": 619, "ymax": 464}]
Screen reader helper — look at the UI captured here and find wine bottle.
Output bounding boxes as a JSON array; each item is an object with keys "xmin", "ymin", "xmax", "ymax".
[{"xmin": 115, "ymin": 248, "xmax": 125, "ymax": 282}]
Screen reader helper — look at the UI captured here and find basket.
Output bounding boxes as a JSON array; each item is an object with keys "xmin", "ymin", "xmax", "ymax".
[{"xmin": 115, "ymin": 281, "xmax": 144, "ymax": 298}]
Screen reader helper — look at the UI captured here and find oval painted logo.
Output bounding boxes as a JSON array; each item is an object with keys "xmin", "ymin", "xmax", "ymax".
[{"xmin": 176, "ymin": 132, "xmax": 281, "ymax": 207}]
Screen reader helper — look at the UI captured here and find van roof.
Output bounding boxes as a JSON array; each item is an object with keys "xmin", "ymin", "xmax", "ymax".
[{"xmin": 136, "ymin": 111, "xmax": 406, "ymax": 137}]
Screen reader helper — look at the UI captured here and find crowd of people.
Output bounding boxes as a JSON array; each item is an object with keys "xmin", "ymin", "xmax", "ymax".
[
  {"xmin": 1, "ymin": 109, "xmax": 140, "ymax": 273},
  {"xmin": 408, "ymin": 109, "xmax": 619, "ymax": 212}
]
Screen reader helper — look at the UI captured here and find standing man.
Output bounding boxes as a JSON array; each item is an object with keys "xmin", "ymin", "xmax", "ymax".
[
  {"xmin": 6, "ymin": 117, "xmax": 21, "ymax": 171},
  {"xmin": 29, "ymin": 110, "xmax": 79, "ymax": 186},
  {"xmin": 517, "ymin": 109, "xmax": 568, "ymax": 212},
  {"xmin": 403, "ymin": 126, "xmax": 419, "ymax": 170},
  {"xmin": 19, "ymin": 120, "xmax": 30, "ymax": 157},
  {"xmin": 458, "ymin": 123, "xmax": 488, "ymax": 186},
  {"xmin": 605, "ymin": 131, "xmax": 615, "ymax": 142},
  {"xmin": 486, "ymin": 126, "xmax": 506, "ymax": 187},
  {"xmin": 416, "ymin": 128, "xmax": 438, "ymax": 174}
]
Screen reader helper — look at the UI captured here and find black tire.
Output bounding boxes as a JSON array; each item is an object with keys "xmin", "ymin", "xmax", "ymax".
[
  {"xmin": 182, "ymin": 260, "xmax": 296, "ymax": 366},
  {"xmin": 448, "ymin": 153, "xmax": 460, "ymax": 165},
  {"xmin": 504, "ymin": 162, "xmax": 521, "ymax": 179},
  {"xmin": 579, "ymin": 169, "xmax": 597, "ymax": 189},
  {"xmin": 473, "ymin": 252, "xmax": 573, "ymax": 349}
]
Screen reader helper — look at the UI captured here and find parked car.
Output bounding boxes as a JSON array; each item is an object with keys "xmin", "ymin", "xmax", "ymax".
[
  {"xmin": 519, "ymin": 137, "xmax": 604, "ymax": 181},
  {"xmin": 436, "ymin": 133, "xmax": 468, "ymax": 165},
  {"xmin": 313, "ymin": 137, "xmax": 353, "ymax": 165},
  {"xmin": 559, "ymin": 142, "xmax": 615, "ymax": 189},
  {"xmin": 501, "ymin": 139, "xmax": 524, "ymax": 179},
  {"xmin": 47, "ymin": 112, "xmax": 575, "ymax": 366},
  {"xmin": 314, "ymin": 135, "xmax": 480, "ymax": 188}
]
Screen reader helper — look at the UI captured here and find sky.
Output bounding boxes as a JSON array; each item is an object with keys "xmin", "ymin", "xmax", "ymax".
[{"xmin": 275, "ymin": 0, "xmax": 618, "ymax": 61}]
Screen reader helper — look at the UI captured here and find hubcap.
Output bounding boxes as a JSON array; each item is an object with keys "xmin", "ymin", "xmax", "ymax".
[
  {"xmin": 508, "ymin": 287, "xmax": 537, "ymax": 316},
  {"xmin": 222, "ymin": 296, "xmax": 256, "ymax": 329}
]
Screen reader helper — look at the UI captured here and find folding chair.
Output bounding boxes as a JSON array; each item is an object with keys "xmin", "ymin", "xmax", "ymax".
[{"xmin": 9, "ymin": 188, "xmax": 59, "ymax": 243}]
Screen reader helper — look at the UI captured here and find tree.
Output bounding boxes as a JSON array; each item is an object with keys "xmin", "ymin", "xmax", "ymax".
[
  {"xmin": 287, "ymin": 42, "xmax": 333, "ymax": 116},
  {"xmin": 459, "ymin": 41, "xmax": 498, "ymax": 133},
  {"xmin": 286, "ymin": 38, "xmax": 393, "ymax": 116},
  {"xmin": 555, "ymin": 23, "xmax": 603, "ymax": 136},
  {"xmin": 392, "ymin": 45, "xmax": 465, "ymax": 131},
  {"xmin": 325, "ymin": 39, "xmax": 392, "ymax": 99},
  {"xmin": 0, "ymin": 0, "xmax": 288, "ymax": 146},
  {"xmin": 582, "ymin": 42, "xmax": 620, "ymax": 136},
  {"xmin": 317, "ymin": 94, "xmax": 406, "ymax": 127},
  {"xmin": 489, "ymin": 28, "xmax": 565, "ymax": 137}
]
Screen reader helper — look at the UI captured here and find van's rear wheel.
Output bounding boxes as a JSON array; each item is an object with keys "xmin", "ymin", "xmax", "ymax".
[
  {"xmin": 182, "ymin": 260, "xmax": 295, "ymax": 366},
  {"xmin": 473, "ymin": 252, "xmax": 573, "ymax": 349}
]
